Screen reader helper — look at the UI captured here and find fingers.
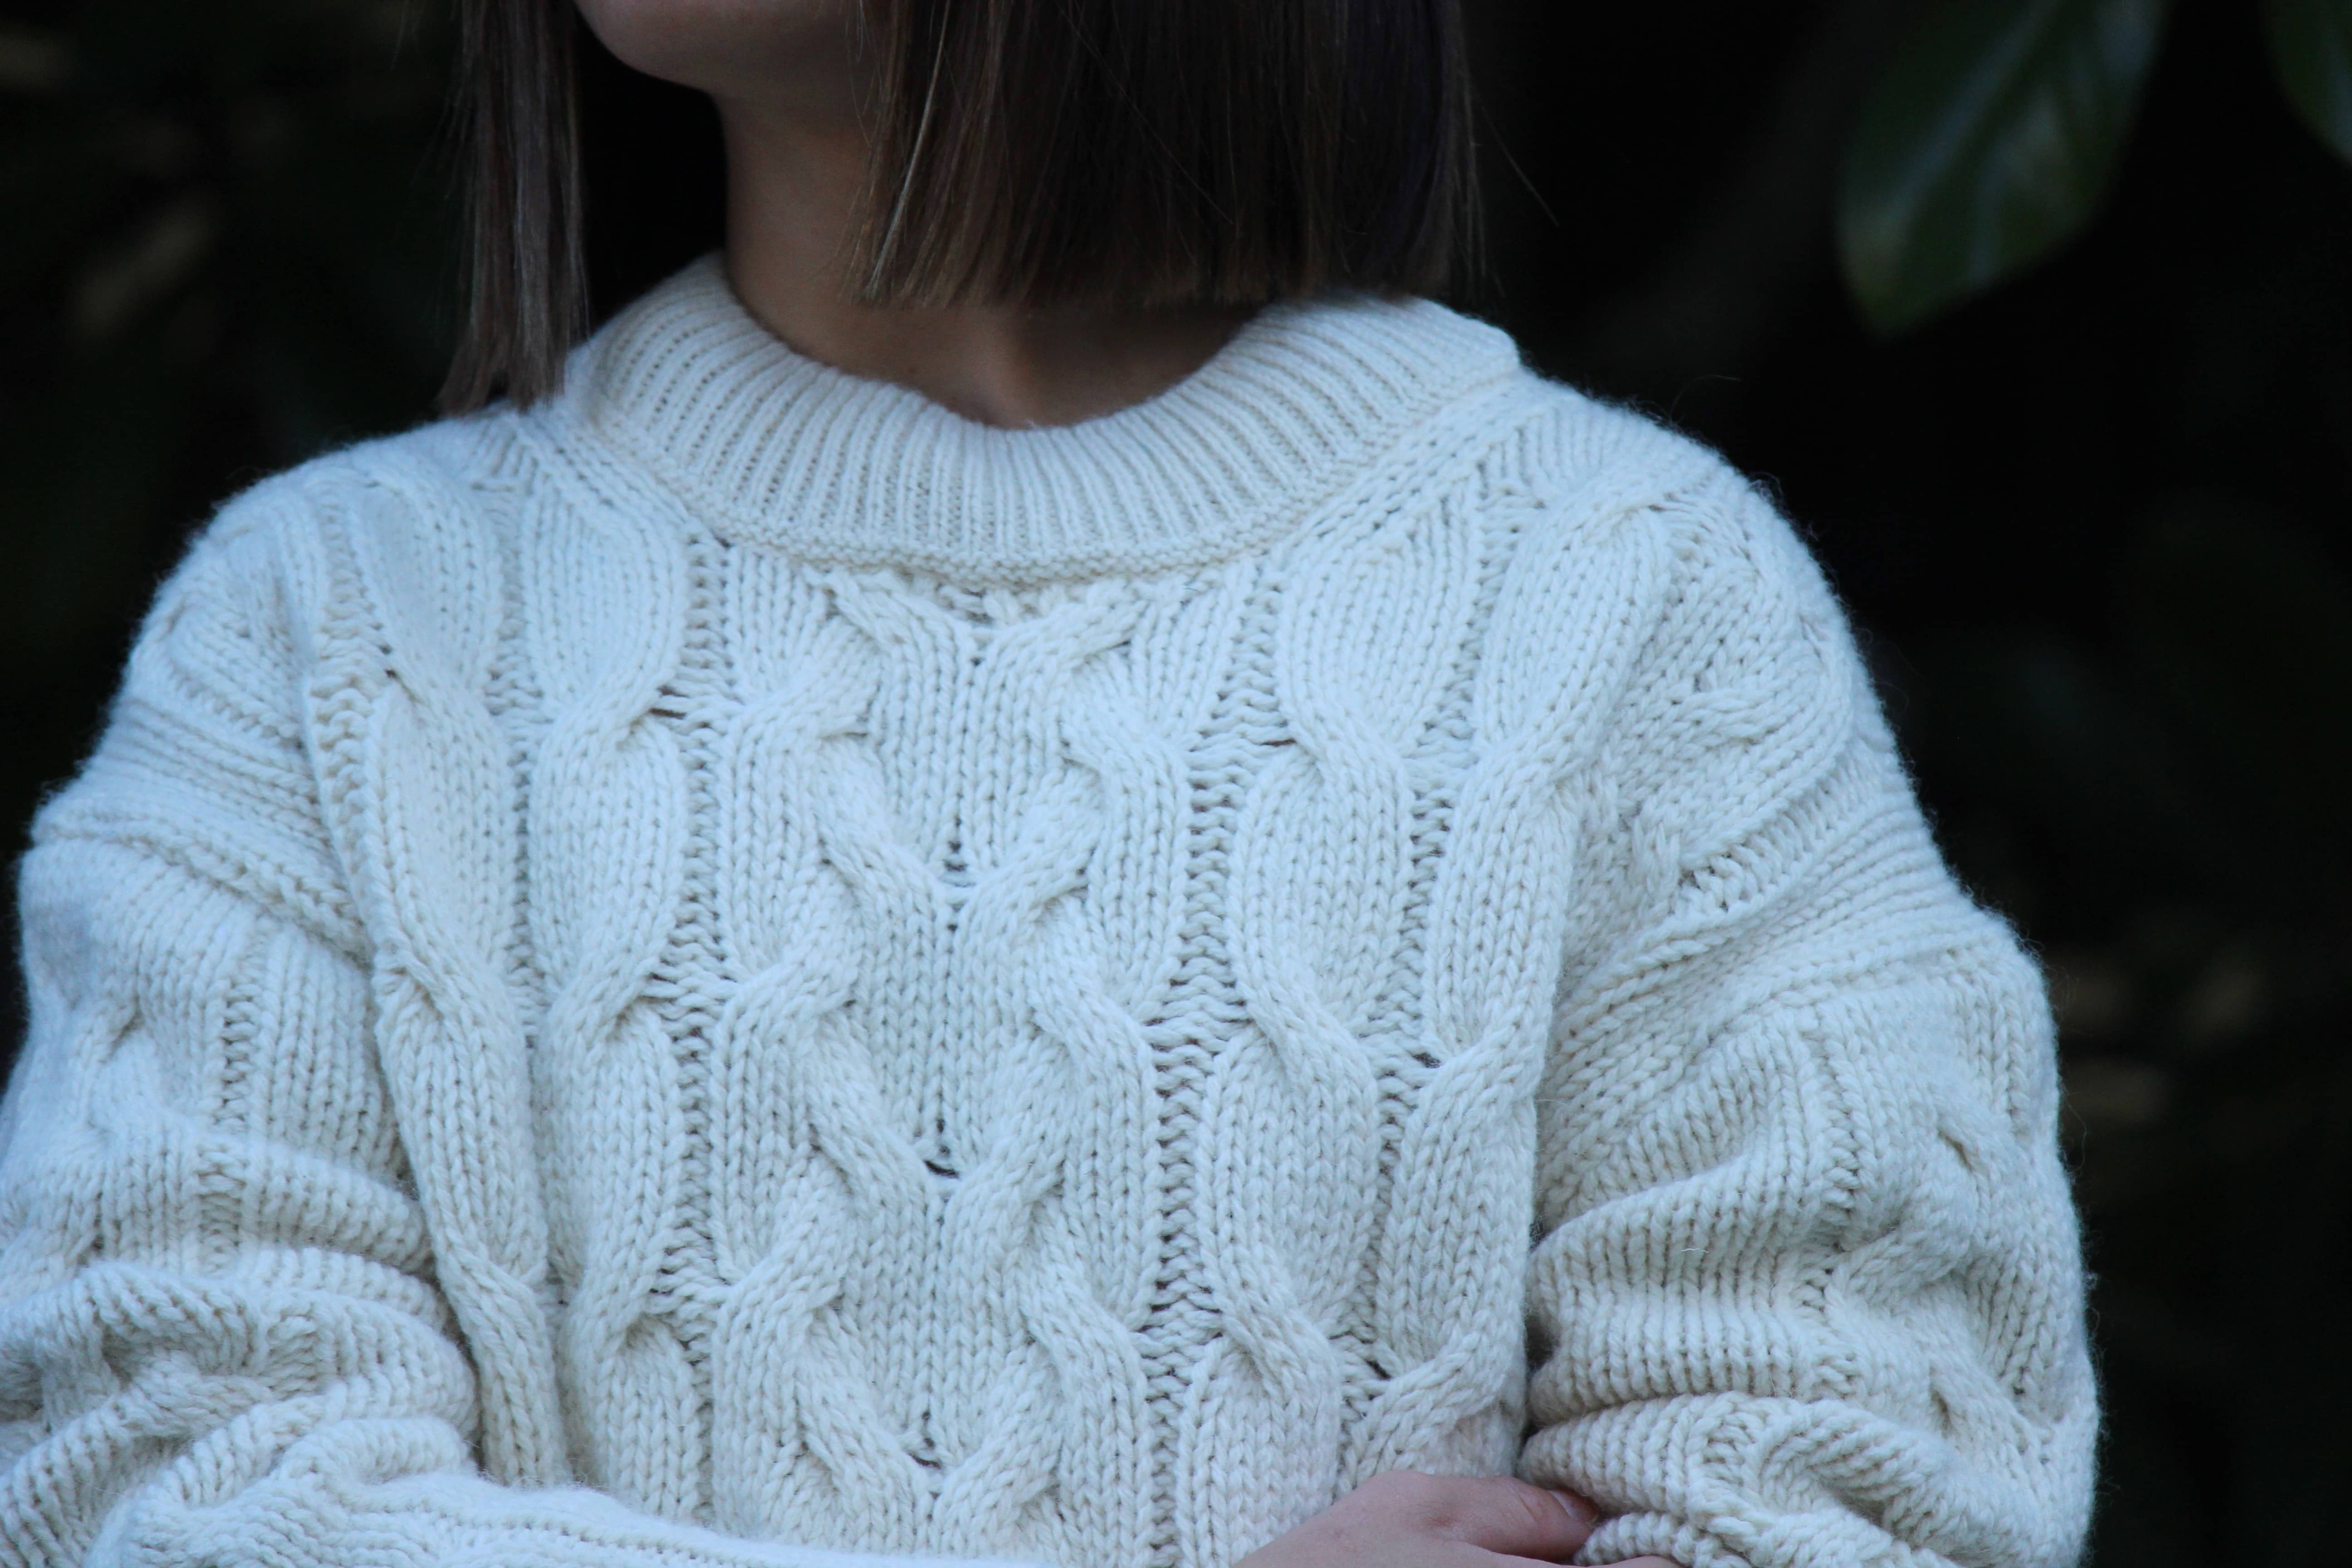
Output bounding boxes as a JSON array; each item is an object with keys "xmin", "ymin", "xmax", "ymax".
[
  {"xmin": 1381, "ymin": 1472, "xmax": 1599, "ymax": 1560},
  {"xmin": 1595, "ymin": 1559, "xmax": 1687, "ymax": 1568}
]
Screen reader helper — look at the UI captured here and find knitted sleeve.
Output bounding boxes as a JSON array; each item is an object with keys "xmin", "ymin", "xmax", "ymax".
[
  {"xmin": 1518, "ymin": 465, "xmax": 2098, "ymax": 1568},
  {"xmin": 0, "ymin": 493, "xmax": 1034, "ymax": 1568}
]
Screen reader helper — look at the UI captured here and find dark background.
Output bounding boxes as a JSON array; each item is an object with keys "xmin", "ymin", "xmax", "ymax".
[{"xmin": 3, "ymin": 0, "xmax": 2347, "ymax": 1562}]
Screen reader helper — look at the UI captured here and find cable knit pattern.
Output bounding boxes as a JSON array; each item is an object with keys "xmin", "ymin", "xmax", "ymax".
[{"xmin": 1, "ymin": 256, "xmax": 2095, "ymax": 1568}]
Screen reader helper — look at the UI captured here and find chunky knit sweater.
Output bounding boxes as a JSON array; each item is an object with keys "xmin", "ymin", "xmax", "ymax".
[{"xmin": 1, "ymin": 257, "xmax": 2095, "ymax": 1568}]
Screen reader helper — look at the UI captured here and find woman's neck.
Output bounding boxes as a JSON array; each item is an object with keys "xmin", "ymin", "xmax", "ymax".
[{"xmin": 715, "ymin": 97, "xmax": 1253, "ymax": 431}]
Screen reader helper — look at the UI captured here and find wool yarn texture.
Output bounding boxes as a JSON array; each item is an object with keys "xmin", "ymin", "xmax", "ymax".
[{"xmin": 1, "ymin": 256, "xmax": 2096, "ymax": 1568}]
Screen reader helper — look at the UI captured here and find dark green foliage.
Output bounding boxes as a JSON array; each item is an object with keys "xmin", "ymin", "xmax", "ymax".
[
  {"xmin": 1838, "ymin": 0, "xmax": 2175, "ymax": 335},
  {"xmin": 2266, "ymin": 0, "xmax": 2352, "ymax": 161},
  {"xmin": 1842, "ymin": 0, "xmax": 2352, "ymax": 334}
]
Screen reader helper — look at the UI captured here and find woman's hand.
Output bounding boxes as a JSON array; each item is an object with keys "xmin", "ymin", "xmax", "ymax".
[{"xmin": 1234, "ymin": 1471, "xmax": 1684, "ymax": 1568}]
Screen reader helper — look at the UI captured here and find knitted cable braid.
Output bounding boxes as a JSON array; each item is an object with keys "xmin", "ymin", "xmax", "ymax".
[{"xmin": 0, "ymin": 256, "xmax": 2096, "ymax": 1568}]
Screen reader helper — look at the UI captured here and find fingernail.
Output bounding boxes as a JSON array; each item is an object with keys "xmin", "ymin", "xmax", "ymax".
[{"xmin": 1548, "ymin": 1488, "xmax": 1599, "ymax": 1526}]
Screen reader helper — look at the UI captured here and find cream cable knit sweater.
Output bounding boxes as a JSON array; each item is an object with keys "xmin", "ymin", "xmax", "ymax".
[{"xmin": 1, "ymin": 257, "xmax": 2095, "ymax": 1568}]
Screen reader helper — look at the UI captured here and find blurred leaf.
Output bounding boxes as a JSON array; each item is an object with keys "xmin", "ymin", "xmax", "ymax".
[
  {"xmin": 1838, "ymin": 0, "xmax": 2174, "ymax": 334},
  {"xmin": 2266, "ymin": 0, "xmax": 2352, "ymax": 162}
]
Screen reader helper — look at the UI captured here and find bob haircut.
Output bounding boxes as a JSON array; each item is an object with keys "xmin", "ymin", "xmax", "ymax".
[{"xmin": 440, "ymin": 0, "xmax": 1479, "ymax": 412}]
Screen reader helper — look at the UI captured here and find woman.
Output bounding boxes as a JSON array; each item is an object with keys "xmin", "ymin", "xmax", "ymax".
[{"xmin": 0, "ymin": 3, "xmax": 2097, "ymax": 1568}]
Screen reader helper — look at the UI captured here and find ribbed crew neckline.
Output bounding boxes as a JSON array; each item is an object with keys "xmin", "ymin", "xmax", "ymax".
[{"xmin": 566, "ymin": 254, "xmax": 1526, "ymax": 585}]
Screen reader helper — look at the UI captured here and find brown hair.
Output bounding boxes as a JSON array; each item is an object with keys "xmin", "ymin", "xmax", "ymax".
[{"xmin": 439, "ymin": 0, "xmax": 1479, "ymax": 413}]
